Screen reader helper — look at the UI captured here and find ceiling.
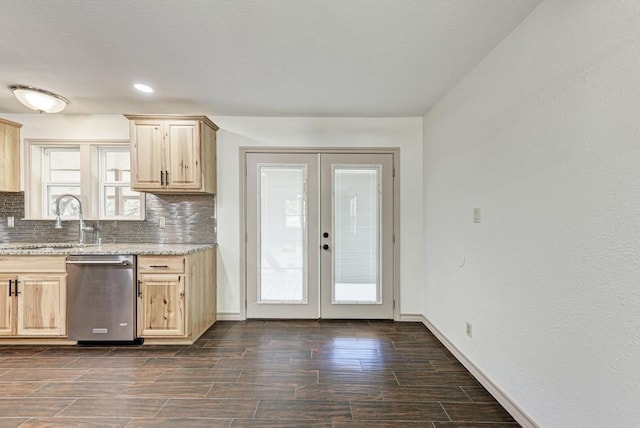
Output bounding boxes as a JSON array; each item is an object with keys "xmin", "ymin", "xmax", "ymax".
[{"xmin": 0, "ymin": 0, "xmax": 541, "ymax": 117}]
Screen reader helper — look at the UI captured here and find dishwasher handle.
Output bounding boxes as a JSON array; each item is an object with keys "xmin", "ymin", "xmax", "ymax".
[{"xmin": 66, "ymin": 260, "xmax": 132, "ymax": 266}]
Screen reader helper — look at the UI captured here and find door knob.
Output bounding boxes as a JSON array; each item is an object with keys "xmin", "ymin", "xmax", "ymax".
[{"xmin": 322, "ymin": 244, "xmax": 330, "ymax": 250}]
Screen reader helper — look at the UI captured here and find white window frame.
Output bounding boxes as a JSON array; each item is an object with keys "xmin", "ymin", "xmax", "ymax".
[{"xmin": 24, "ymin": 139, "xmax": 145, "ymax": 221}]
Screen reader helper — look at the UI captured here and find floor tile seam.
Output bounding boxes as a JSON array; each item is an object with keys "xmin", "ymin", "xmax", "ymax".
[
  {"xmin": 21, "ymin": 380, "xmax": 50, "ymax": 398},
  {"xmin": 252, "ymin": 398, "xmax": 260, "ymax": 418},
  {"xmin": 64, "ymin": 379, "xmax": 159, "ymax": 384},
  {"xmin": 151, "ymin": 398, "xmax": 170, "ymax": 418},
  {"xmin": 392, "ymin": 370, "xmax": 400, "ymax": 386},
  {"xmin": 50, "ymin": 396, "xmax": 78, "ymax": 418},
  {"xmin": 16, "ymin": 417, "xmax": 34, "ymax": 428},
  {"xmin": 459, "ymin": 385, "xmax": 475, "ymax": 402},
  {"xmin": 378, "ymin": 398, "xmax": 476, "ymax": 404},
  {"xmin": 204, "ymin": 382, "xmax": 215, "ymax": 398},
  {"xmin": 438, "ymin": 401, "xmax": 453, "ymax": 422}
]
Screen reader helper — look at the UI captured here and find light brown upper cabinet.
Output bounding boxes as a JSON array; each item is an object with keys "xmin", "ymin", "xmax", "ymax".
[
  {"xmin": 0, "ymin": 118, "xmax": 22, "ymax": 192},
  {"xmin": 125, "ymin": 115, "xmax": 218, "ymax": 194}
]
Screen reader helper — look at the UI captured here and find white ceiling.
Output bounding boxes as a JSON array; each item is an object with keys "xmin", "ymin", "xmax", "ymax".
[{"xmin": 0, "ymin": 0, "xmax": 541, "ymax": 117}]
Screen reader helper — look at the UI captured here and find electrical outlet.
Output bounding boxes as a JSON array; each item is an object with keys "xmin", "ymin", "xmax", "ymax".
[
  {"xmin": 7, "ymin": 216, "xmax": 14, "ymax": 228},
  {"xmin": 473, "ymin": 208, "xmax": 481, "ymax": 223},
  {"xmin": 466, "ymin": 322, "xmax": 473, "ymax": 338},
  {"xmin": 158, "ymin": 216, "xmax": 166, "ymax": 229}
]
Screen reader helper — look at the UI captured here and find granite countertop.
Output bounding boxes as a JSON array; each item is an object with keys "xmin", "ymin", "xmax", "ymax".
[{"xmin": 0, "ymin": 242, "xmax": 216, "ymax": 256}]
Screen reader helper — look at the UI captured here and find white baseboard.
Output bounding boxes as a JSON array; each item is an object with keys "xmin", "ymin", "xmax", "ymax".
[
  {"xmin": 420, "ymin": 315, "xmax": 538, "ymax": 428},
  {"xmin": 397, "ymin": 313, "xmax": 427, "ymax": 322},
  {"xmin": 216, "ymin": 312, "xmax": 244, "ymax": 321}
]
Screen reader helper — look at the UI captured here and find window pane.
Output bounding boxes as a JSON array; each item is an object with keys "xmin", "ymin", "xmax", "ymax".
[
  {"xmin": 47, "ymin": 149, "xmax": 80, "ymax": 182},
  {"xmin": 100, "ymin": 148, "xmax": 142, "ymax": 219},
  {"xmin": 258, "ymin": 165, "xmax": 307, "ymax": 303},
  {"xmin": 50, "ymin": 170, "xmax": 81, "ymax": 182},
  {"xmin": 105, "ymin": 150, "xmax": 131, "ymax": 183},
  {"xmin": 29, "ymin": 143, "xmax": 142, "ymax": 220},
  {"xmin": 49, "ymin": 150, "xmax": 80, "ymax": 168},
  {"xmin": 103, "ymin": 186, "xmax": 142, "ymax": 217},
  {"xmin": 47, "ymin": 187, "xmax": 81, "ymax": 217},
  {"xmin": 332, "ymin": 166, "xmax": 381, "ymax": 304}
]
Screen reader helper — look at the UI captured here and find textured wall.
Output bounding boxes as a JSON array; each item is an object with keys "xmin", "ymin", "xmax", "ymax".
[
  {"xmin": 0, "ymin": 192, "xmax": 215, "ymax": 244},
  {"xmin": 423, "ymin": 1, "xmax": 640, "ymax": 426}
]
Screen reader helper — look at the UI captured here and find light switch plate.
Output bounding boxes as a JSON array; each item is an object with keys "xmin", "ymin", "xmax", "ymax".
[
  {"xmin": 158, "ymin": 217, "xmax": 166, "ymax": 229},
  {"xmin": 473, "ymin": 208, "xmax": 481, "ymax": 223}
]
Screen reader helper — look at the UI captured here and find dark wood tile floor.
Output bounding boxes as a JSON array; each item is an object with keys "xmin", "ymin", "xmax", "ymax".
[{"xmin": 0, "ymin": 320, "xmax": 519, "ymax": 427}]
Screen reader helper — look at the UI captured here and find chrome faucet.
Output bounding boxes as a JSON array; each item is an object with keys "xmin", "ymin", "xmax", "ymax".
[{"xmin": 53, "ymin": 194, "xmax": 93, "ymax": 244}]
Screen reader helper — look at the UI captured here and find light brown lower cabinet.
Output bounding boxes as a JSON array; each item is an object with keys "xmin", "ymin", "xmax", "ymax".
[
  {"xmin": 0, "ymin": 257, "xmax": 67, "ymax": 337},
  {"xmin": 138, "ymin": 272, "xmax": 185, "ymax": 337},
  {"xmin": 0, "ymin": 250, "xmax": 215, "ymax": 344},
  {"xmin": 137, "ymin": 248, "xmax": 216, "ymax": 344}
]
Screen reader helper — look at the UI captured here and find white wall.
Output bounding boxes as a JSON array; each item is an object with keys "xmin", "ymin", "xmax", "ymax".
[
  {"xmin": 214, "ymin": 117, "xmax": 423, "ymax": 317},
  {"xmin": 422, "ymin": 1, "xmax": 640, "ymax": 426},
  {"xmin": 3, "ymin": 114, "xmax": 424, "ymax": 318}
]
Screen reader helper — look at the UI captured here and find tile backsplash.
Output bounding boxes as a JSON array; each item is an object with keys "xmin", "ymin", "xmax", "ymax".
[{"xmin": 0, "ymin": 192, "xmax": 215, "ymax": 244}]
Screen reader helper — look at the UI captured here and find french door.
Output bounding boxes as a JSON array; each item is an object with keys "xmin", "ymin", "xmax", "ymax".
[{"xmin": 245, "ymin": 151, "xmax": 394, "ymax": 319}]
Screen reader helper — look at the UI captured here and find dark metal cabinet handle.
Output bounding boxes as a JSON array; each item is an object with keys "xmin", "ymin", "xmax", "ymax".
[
  {"xmin": 8, "ymin": 279, "xmax": 12, "ymax": 297},
  {"xmin": 323, "ymin": 232, "xmax": 329, "ymax": 238},
  {"xmin": 149, "ymin": 265, "xmax": 169, "ymax": 269},
  {"xmin": 165, "ymin": 170, "xmax": 169, "ymax": 185},
  {"xmin": 137, "ymin": 279, "xmax": 142, "ymax": 298},
  {"xmin": 160, "ymin": 170, "xmax": 165, "ymax": 186},
  {"xmin": 322, "ymin": 244, "xmax": 330, "ymax": 250},
  {"xmin": 15, "ymin": 280, "xmax": 20, "ymax": 295}
]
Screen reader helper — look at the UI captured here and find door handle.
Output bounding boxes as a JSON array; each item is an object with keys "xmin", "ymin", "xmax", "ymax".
[
  {"xmin": 66, "ymin": 260, "xmax": 132, "ymax": 266},
  {"xmin": 322, "ymin": 244, "xmax": 330, "ymax": 250}
]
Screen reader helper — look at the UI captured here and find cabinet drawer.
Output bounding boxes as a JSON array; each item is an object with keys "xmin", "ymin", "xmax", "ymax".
[
  {"xmin": 0, "ymin": 256, "xmax": 66, "ymax": 273},
  {"xmin": 138, "ymin": 256, "xmax": 184, "ymax": 273}
]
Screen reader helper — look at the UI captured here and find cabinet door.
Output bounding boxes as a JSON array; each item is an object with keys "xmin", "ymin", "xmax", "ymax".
[
  {"xmin": 16, "ymin": 274, "xmax": 67, "ymax": 336},
  {"xmin": 165, "ymin": 121, "xmax": 202, "ymax": 190},
  {"xmin": 0, "ymin": 275, "xmax": 15, "ymax": 336},
  {"xmin": 0, "ymin": 119, "xmax": 21, "ymax": 192},
  {"xmin": 131, "ymin": 121, "xmax": 164, "ymax": 190},
  {"xmin": 138, "ymin": 274, "xmax": 185, "ymax": 336}
]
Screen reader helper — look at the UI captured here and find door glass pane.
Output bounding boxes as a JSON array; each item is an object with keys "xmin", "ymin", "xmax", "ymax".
[
  {"xmin": 258, "ymin": 165, "xmax": 307, "ymax": 303},
  {"xmin": 332, "ymin": 165, "xmax": 381, "ymax": 304}
]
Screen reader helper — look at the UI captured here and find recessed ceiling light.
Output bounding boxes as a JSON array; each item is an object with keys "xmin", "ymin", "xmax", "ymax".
[{"xmin": 134, "ymin": 83, "xmax": 154, "ymax": 94}]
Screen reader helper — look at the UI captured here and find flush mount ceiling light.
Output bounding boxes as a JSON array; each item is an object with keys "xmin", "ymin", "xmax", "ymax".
[
  {"xmin": 134, "ymin": 83, "xmax": 154, "ymax": 93},
  {"xmin": 9, "ymin": 85, "xmax": 69, "ymax": 113}
]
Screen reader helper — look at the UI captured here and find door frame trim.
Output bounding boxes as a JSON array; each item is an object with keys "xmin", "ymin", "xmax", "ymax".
[{"xmin": 239, "ymin": 146, "xmax": 401, "ymax": 320}]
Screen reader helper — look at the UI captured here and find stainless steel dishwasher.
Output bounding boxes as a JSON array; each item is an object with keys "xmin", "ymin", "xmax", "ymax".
[{"xmin": 66, "ymin": 255, "xmax": 140, "ymax": 343}]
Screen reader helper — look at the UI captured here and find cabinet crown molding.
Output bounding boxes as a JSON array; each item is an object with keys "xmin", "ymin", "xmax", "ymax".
[
  {"xmin": 123, "ymin": 114, "xmax": 218, "ymax": 131},
  {"xmin": 0, "ymin": 118, "xmax": 23, "ymax": 128}
]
